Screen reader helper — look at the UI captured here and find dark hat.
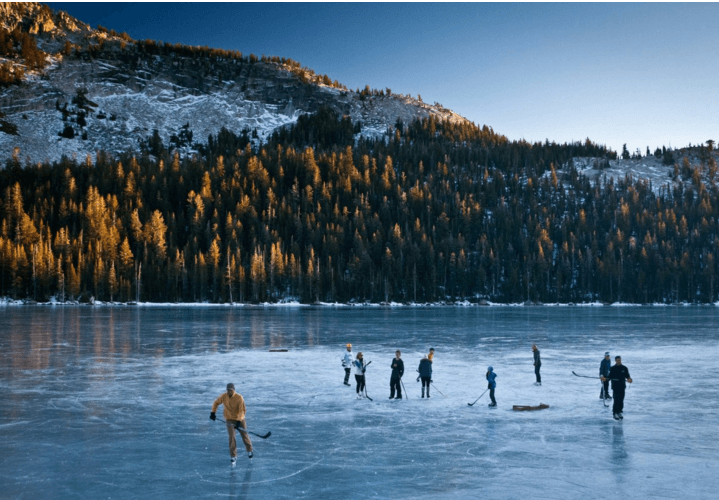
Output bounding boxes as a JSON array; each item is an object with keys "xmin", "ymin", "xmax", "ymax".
[{"xmin": 226, "ymin": 383, "xmax": 235, "ymax": 389}]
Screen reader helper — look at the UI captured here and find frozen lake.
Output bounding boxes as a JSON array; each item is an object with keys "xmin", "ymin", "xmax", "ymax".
[{"xmin": 1, "ymin": 306, "xmax": 718, "ymax": 499}]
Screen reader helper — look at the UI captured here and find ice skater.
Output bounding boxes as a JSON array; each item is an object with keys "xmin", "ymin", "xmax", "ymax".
[
  {"xmin": 341, "ymin": 343, "xmax": 353, "ymax": 386},
  {"xmin": 417, "ymin": 347, "xmax": 434, "ymax": 380},
  {"xmin": 210, "ymin": 383, "xmax": 253, "ymax": 463},
  {"xmin": 418, "ymin": 354, "xmax": 432, "ymax": 398},
  {"xmin": 353, "ymin": 352, "xmax": 368, "ymax": 399},
  {"xmin": 532, "ymin": 344, "xmax": 541, "ymax": 385},
  {"xmin": 486, "ymin": 366, "xmax": 497, "ymax": 407},
  {"xmin": 599, "ymin": 351, "xmax": 612, "ymax": 399},
  {"xmin": 601, "ymin": 356, "xmax": 632, "ymax": 420},
  {"xmin": 389, "ymin": 350, "xmax": 404, "ymax": 399}
]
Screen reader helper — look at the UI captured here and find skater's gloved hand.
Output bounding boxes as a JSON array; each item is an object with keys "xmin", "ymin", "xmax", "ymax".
[
  {"xmin": 430, "ymin": 379, "xmax": 433, "ymax": 383},
  {"xmin": 210, "ymin": 412, "xmax": 216, "ymax": 421}
]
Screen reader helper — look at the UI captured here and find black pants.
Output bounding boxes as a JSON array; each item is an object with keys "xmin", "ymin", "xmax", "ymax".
[
  {"xmin": 489, "ymin": 387, "xmax": 496, "ymax": 404},
  {"xmin": 421, "ymin": 376, "xmax": 431, "ymax": 396},
  {"xmin": 390, "ymin": 376, "xmax": 402, "ymax": 398},
  {"xmin": 344, "ymin": 368, "xmax": 351, "ymax": 384},
  {"xmin": 355, "ymin": 374, "xmax": 365, "ymax": 394},
  {"xmin": 601, "ymin": 379, "xmax": 610, "ymax": 398},
  {"xmin": 612, "ymin": 386, "xmax": 625, "ymax": 413},
  {"xmin": 535, "ymin": 365, "xmax": 541, "ymax": 383}
]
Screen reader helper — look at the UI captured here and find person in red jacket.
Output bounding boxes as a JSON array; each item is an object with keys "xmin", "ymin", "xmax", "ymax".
[{"xmin": 210, "ymin": 383, "xmax": 253, "ymax": 463}]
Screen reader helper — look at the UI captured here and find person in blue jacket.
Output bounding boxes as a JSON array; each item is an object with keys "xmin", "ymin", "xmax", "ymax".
[
  {"xmin": 486, "ymin": 366, "xmax": 497, "ymax": 407},
  {"xmin": 417, "ymin": 355, "xmax": 432, "ymax": 398},
  {"xmin": 599, "ymin": 352, "xmax": 612, "ymax": 399}
]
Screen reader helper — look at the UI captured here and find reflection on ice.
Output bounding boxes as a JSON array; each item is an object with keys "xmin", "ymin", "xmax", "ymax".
[{"xmin": 0, "ymin": 307, "xmax": 718, "ymax": 499}]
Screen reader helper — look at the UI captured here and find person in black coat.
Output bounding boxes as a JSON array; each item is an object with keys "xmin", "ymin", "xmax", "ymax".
[
  {"xmin": 532, "ymin": 344, "xmax": 541, "ymax": 385},
  {"xmin": 418, "ymin": 355, "xmax": 432, "ymax": 398},
  {"xmin": 601, "ymin": 355, "xmax": 633, "ymax": 420},
  {"xmin": 599, "ymin": 352, "xmax": 612, "ymax": 399},
  {"xmin": 389, "ymin": 350, "xmax": 404, "ymax": 399}
]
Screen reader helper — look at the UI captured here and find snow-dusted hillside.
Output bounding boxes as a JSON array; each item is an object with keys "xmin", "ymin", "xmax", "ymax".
[
  {"xmin": 548, "ymin": 148, "xmax": 719, "ymax": 193},
  {"xmin": 0, "ymin": 3, "xmax": 468, "ymax": 164}
]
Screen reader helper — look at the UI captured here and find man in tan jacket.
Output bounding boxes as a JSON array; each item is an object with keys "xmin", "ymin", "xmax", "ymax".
[{"xmin": 210, "ymin": 383, "xmax": 253, "ymax": 463}]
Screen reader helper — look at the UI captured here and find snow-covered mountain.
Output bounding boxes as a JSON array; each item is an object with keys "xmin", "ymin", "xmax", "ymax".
[{"xmin": 0, "ymin": 3, "xmax": 468, "ymax": 164}]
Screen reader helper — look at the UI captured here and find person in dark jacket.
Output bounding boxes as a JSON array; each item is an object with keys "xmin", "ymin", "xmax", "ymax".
[
  {"xmin": 532, "ymin": 344, "xmax": 541, "ymax": 385},
  {"xmin": 486, "ymin": 366, "xmax": 497, "ymax": 407},
  {"xmin": 418, "ymin": 355, "xmax": 432, "ymax": 398},
  {"xmin": 599, "ymin": 352, "xmax": 612, "ymax": 399},
  {"xmin": 389, "ymin": 350, "xmax": 404, "ymax": 399},
  {"xmin": 601, "ymin": 356, "xmax": 632, "ymax": 420}
]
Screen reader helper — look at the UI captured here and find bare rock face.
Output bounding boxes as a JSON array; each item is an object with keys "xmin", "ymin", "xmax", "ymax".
[
  {"xmin": 28, "ymin": 11, "xmax": 54, "ymax": 34},
  {"xmin": 0, "ymin": 3, "xmax": 472, "ymax": 164},
  {"xmin": 1, "ymin": 2, "xmax": 51, "ymax": 32}
]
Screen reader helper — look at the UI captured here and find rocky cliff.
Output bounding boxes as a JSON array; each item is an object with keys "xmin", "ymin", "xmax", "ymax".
[{"xmin": 0, "ymin": 2, "xmax": 469, "ymax": 163}]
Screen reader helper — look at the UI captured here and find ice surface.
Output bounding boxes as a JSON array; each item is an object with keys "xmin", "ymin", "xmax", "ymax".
[{"xmin": 1, "ymin": 307, "xmax": 718, "ymax": 499}]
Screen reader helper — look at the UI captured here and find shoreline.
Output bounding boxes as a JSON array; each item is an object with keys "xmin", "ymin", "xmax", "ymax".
[{"xmin": 1, "ymin": 298, "xmax": 715, "ymax": 307}]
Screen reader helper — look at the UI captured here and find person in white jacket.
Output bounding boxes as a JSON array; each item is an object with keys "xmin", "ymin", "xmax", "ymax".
[
  {"xmin": 341, "ymin": 343, "xmax": 353, "ymax": 386},
  {"xmin": 353, "ymin": 352, "xmax": 367, "ymax": 398}
]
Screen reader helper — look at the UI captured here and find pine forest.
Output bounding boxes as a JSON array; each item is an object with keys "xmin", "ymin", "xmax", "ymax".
[{"xmin": 3, "ymin": 107, "xmax": 719, "ymax": 304}]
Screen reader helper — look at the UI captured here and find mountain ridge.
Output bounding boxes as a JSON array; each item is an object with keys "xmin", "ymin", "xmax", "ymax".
[{"xmin": 1, "ymin": 2, "xmax": 470, "ymax": 163}]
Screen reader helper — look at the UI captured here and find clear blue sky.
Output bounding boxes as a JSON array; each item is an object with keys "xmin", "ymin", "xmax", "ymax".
[{"xmin": 49, "ymin": 2, "xmax": 719, "ymax": 154}]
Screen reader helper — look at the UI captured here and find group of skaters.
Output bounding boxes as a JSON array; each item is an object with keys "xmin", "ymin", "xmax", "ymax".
[
  {"xmin": 207, "ymin": 343, "xmax": 632, "ymax": 464},
  {"xmin": 341, "ymin": 343, "xmax": 545, "ymax": 405},
  {"xmin": 342, "ymin": 343, "xmax": 438, "ymax": 399},
  {"xmin": 340, "ymin": 343, "xmax": 631, "ymax": 419}
]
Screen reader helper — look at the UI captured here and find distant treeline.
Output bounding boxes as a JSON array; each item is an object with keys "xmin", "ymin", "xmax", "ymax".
[{"xmin": 2, "ymin": 109, "xmax": 718, "ymax": 304}]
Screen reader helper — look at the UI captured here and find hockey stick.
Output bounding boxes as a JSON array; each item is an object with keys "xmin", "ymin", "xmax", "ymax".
[
  {"xmin": 602, "ymin": 386, "xmax": 609, "ymax": 407},
  {"xmin": 400, "ymin": 376, "xmax": 408, "ymax": 400},
  {"xmin": 362, "ymin": 361, "xmax": 372, "ymax": 401},
  {"xmin": 468, "ymin": 388, "xmax": 489, "ymax": 406},
  {"xmin": 430, "ymin": 382, "xmax": 446, "ymax": 398},
  {"xmin": 573, "ymin": 371, "xmax": 623, "ymax": 382},
  {"xmin": 574, "ymin": 371, "xmax": 620, "ymax": 406},
  {"xmin": 217, "ymin": 418, "xmax": 271, "ymax": 439},
  {"xmin": 363, "ymin": 377, "xmax": 373, "ymax": 401}
]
